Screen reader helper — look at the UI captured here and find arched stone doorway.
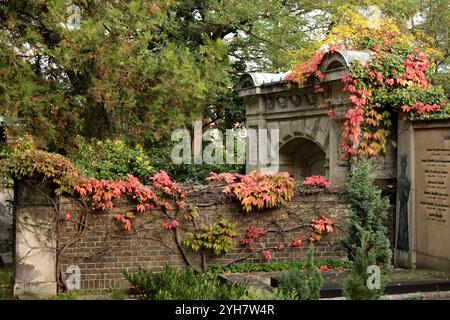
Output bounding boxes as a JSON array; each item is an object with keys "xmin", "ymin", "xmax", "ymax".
[{"xmin": 279, "ymin": 137, "xmax": 327, "ymax": 181}]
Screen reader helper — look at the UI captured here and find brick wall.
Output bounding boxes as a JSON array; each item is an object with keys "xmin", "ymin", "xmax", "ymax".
[{"xmin": 56, "ymin": 187, "xmax": 351, "ymax": 292}]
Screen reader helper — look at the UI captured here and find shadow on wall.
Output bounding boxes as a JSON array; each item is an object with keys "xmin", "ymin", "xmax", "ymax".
[{"xmin": 278, "ymin": 137, "xmax": 327, "ymax": 181}]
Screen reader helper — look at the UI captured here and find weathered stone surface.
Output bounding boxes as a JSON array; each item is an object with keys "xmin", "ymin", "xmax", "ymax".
[
  {"xmin": 14, "ymin": 282, "xmax": 57, "ymax": 300},
  {"xmin": 237, "ymin": 50, "xmax": 397, "ymax": 185},
  {"xmin": 0, "ymin": 252, "xmax": 12, "ymax": 268},
  {"xmin": 14, "ymin": 181, "xmax": 57, "ymax": 298},
  {"xmin": 395, "ymin": 118, "xmax": 450, "ymax": 270},
  {"xmin": 0, "ymin": 185, "xmax": 13, "ymax": 253}
]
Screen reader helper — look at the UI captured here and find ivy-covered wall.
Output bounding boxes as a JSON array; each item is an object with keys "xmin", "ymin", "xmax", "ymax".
[
  {"xmin": 57, "ymin": 189, "xmax": 350, "ymax": 292},
  {"xmin": 14, "ymin": 180, "xmax": 351, "ymax": 293}
]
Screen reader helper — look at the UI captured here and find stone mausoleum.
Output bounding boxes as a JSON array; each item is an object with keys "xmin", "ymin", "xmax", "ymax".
[
  {"xmin": 237, "ymin": 50, "xmax": 397, "ymax": 185},
  {"xmin": 238, "ymin": 50, "xmax": 450, "ymax": 270}
]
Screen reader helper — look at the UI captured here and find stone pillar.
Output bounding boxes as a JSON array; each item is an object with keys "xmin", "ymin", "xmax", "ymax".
[
  {"xmin": 13, "ymin": 180, "xmax": 58, "ymax": 299},
  {"xmin": 0, "ymin": 183, "xmax": 13, "ymax": 260}
]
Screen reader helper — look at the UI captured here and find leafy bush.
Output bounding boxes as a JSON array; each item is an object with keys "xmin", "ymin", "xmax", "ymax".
[
  {"xmin": 277, "ymin": 244, "xmax": 324, "ymax": 300},
  {"xmin": 301, "ymin": 175, "xmax": 330, "ymax": 193},
  {"xmin": 53, "ymin": 292, "xmax": 78, "ymax": 300},
  {"xmin": 146, "ymin": 140, "xmax": 245, "ymax": 184},
  {"xmin": 183, "ymin": 218, "xmax": 237, "ymax": 255},
  {"xmin": 0, "ymin": 268, "xmax": 13, "ymax": 300},
  {"xmin": 124, "ymin": 266, "xmax": 247, "ymax": 300},
  {"xmin": 69, "ymin": 136, "xmax": 154, "ymax": 182},
  {"xmin": 1, "ymin": 149, "xmax": 79, "ymax": 195},
  {"xmin": 242, "ymin": 288, "xmax": 298, "ymax": 300},
  {"xmin": 0, "ymin": 268, "xmax": 12, "ymax": 285}
]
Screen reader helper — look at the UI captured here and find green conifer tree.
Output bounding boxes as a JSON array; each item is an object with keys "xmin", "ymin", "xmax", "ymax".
[
  {"xmin": 278, "ymin": 243, "xmax": 324, "ymax": 300},
  {"xmin": 343, "ymin": 158, "xmax": 392, "ymax": 300}
]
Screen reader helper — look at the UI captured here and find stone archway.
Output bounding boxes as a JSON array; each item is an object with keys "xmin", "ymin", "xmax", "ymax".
[{"xmin": 278, "ymin": 137, "xmax": 327, "ymax": 181}]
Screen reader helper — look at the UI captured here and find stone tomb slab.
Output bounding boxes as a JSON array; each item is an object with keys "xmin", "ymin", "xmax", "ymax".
[{"xmin": 414, "ymin": 123, "xmax": 450, "ymax": 269}]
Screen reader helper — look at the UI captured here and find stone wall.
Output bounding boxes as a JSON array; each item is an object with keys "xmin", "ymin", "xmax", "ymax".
[
  {"xmin": 395, "ymin": 118, "xmax": 450, "ymax": 270},
  {"xmin": 0, "ymin": 181, "xmax": 13, "ymax": 267},
  {"xmin": 14, "ymin": 180, "xmax": 352, "ymax": 295}
]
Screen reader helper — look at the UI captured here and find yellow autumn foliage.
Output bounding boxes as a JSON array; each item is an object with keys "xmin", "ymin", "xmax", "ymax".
[{"xmin": 324, "ymin": 4, "xmax": 415, "ymax": 49}]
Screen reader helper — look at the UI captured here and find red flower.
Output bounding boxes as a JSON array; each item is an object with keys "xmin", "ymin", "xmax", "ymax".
[
  {"xmin": 171, "ymin": 220, "xmax": 180, "ymax": 228},
  {"xmin": 65, "ymin": 212, "xmax": 71, "ymax": 221},
  {"xmin": 263, "ymin": 250, "xmax": 273, "ymax": 261},
  {"xmin": 385, "ymin": 78, "xmax": 394, "ymax": 85}
]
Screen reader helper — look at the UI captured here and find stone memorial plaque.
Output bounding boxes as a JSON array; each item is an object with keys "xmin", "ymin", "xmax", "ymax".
[{"xmin": 415, "ymin": 126, "xmax": 450, "ymax": 268}]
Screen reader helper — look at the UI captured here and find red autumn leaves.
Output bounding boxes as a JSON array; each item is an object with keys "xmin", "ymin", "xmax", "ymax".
[
  {"xmin": 163, "ymin": 219, "xmax": 180, "ymax": 230},
  {"xmin": 287, "ymin": 41, "xmax": 447, "ymax": 158},
  {"xmin": 302, "ymin": 175, "xmax": 330, "ymax": 191},
  {"xmin": 241, "ymin": 213, "xmax": 334, "ymax": 261},
  {"xmin": 208, "ymin": 172, "xmax": 295, "ymax": 212},
  {"xmin": 74, "ymin": 171, "xmax": 186, "ymax": 231}
]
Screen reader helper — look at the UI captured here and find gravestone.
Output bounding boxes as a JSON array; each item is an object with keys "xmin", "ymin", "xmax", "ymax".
[{"xmin": 396, "ymin": 118, "xmax": 450, "ymax": 269}]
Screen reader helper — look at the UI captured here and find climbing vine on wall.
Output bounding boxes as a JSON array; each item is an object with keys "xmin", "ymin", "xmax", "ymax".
[
  {"xmin": 182, "ymin": 218, "xmax": 237, "ymax": 255},
  {"xmin": 1, "ymin": 149, "xmax": 80, "ymax": 195},
  {"xmin": 288, "ymin": 39, "xmax": 449, "ymax": 158},
  {"xmin": 301, "ymin": 175, "xmax": 330, "ymax": 193},
  {"xmin": 5, "ymin": 146, "xmax": 340, "ymax": 273},
  {"xmin": 74, "ymin": 171, "xmax": 187, "ymax": 231},
  {"xmin": 207, "ymin": 172, "xmax": 295, "ymax": 212},
  {"xmin": 239, "ymin": 212, "xmax": 334, "ymax": 262}
]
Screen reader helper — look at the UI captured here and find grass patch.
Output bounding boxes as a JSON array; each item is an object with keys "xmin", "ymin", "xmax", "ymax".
[
  {"xmin": 0, "ymin": 268, "xmax": 13, "ymax": 300},
  {"xmin": 53, "ymin": 291, "xmax": 78, "ymax": 300},
  {"xmin": 206, "ymin": 258, "xmax": 351, "ymax": 274},
  {"xmin": 105, "ymin": 288, "xmax": 131, "ymax": 300}
]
